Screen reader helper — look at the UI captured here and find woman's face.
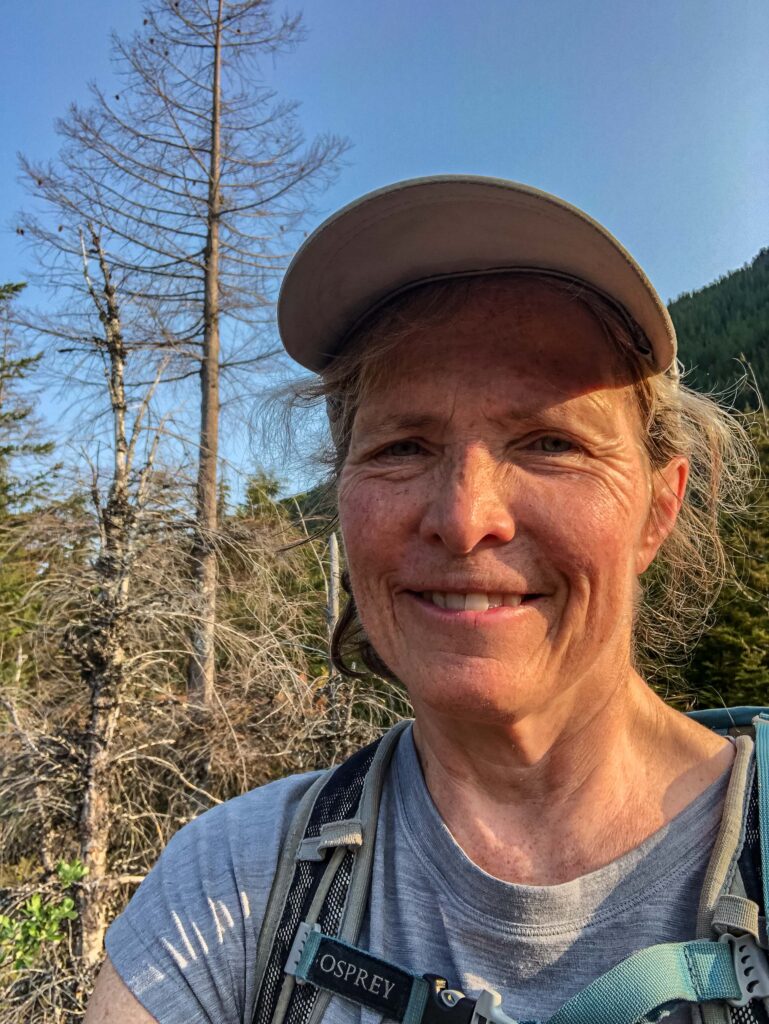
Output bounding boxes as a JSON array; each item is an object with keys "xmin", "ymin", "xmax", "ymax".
[{"xmin": 337, "ymin": 280, "xmax": 686, "ymax": 724}]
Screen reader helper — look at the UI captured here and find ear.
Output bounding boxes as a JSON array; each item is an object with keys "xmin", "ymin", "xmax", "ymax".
[{"xmin": 635, "ymin": 456, "xmax": 689, "ymax": 574}]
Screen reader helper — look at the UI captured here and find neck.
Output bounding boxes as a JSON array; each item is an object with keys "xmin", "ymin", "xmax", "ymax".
[{"xmin": 411, "ymin": 671, "xmax": 733, "ymax": 884}]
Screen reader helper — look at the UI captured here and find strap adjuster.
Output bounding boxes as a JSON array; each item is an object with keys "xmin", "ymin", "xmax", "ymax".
[
  {"xmin": 286, "ymin": 922, "xmax": 321, "ymax": 982},
  {"xmin": 420, "ymin": 976, "xmax": 476, "ymax": 1024},
  {"xmin": 720, "ymin": 933, "xmax": 769, "ymax": 1007},
  {"xmin": 420, "ymin": 977, "xmax": 515, "ymax": 1024}
]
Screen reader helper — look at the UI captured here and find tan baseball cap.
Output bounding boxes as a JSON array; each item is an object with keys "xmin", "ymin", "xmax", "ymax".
[{"xmin": 278, "ymin": 175, "xmax": 676, "ymax": 373}]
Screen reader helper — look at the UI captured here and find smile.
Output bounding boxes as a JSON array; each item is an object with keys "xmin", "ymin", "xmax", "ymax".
[{"xmin": 417, "ymin": 591, "xmax": 540, "ymax": 612}]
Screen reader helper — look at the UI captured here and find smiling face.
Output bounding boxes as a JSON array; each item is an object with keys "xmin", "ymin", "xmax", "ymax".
[{"xmin": 337, "ymin": 279, "xmax": 687, "ymax": 725}]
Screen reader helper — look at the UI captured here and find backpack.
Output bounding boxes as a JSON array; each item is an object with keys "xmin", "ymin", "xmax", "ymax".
[{"xmin": 251, "ymin": 708, "xmax": 769, "ymax": 1024}]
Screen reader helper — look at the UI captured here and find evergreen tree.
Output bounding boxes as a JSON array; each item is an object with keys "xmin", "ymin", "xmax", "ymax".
[
  {"xmin": 0, "ymin": 284, "xmax": 53, "ymax": 515},
  {"xmin": 0, "ymin": 283, "xmax": 54, "ymax": 682},
  {"xmin": 670, "ymin": 249, "xmax": 769, "ymax": 402},
  {"xmin": 686, "ymin": 411, "xmax": 769, "ymax": 706}
]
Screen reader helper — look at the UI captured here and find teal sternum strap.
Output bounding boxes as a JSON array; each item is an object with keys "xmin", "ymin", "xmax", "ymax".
[{"xmin": 546, "ymin": 940, "xmax": 740, "ymax": 1024}]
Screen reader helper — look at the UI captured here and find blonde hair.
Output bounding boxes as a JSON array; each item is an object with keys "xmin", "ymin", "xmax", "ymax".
[{"xmin": 288, "ymin": 274, "xmax": 758, "ymax": 681}]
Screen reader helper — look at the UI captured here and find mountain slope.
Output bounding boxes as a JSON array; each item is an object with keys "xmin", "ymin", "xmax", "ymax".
[{"xmin": 669, "ymin": 248, "xmax": 769, "ymax": 402}]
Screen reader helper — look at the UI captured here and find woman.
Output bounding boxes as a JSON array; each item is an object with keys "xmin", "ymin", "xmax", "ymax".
[{"xmin": 86, "ymin": 177, "xmax": 760, "ymax": 1024}]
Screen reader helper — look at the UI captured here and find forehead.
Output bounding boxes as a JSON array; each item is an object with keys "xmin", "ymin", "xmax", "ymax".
[{"xmin": 355, "ymin": 278, "xmax": 641, "ymax": 420}]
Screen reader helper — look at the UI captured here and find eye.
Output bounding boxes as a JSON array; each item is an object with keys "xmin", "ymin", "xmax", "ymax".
[
  {"xmin": 527, "ymin": 435, "xmax": 579, "ymax": 454},
  {"xmin": 376, "ymin": 439, "xmax": 425, "ymax": 459}
]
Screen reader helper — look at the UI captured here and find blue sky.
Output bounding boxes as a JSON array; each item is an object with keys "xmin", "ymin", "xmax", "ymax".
[
  {"xmin": 1, "ymin": 0, "xmax": 768, "ymax": 487},
  {"xmin": 2, "ymin": 0, "xmax": 768, "ymax": 301},
  {"xmin": 271, "ymin": 0, "xmax": 769, "ymax": 303}
]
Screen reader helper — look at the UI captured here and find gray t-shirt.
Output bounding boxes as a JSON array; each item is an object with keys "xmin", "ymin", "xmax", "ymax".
[{"xmin": 106, "ymin": 725, "xmax": 731, "ymax": 1024}]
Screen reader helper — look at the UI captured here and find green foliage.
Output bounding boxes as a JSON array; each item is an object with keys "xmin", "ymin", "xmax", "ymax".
[
  {"xmin": 670, "ymin": 249, "xmax": 769, "ymax": 403},
  {"xmin": 0, "ymin": 861, "xmax": 85, "ymax": 971},
  {"xmin": 221, "ymin": 470, "xmax": 333, "ymax": 685},
  {"xmin": 242, "ymin": 471, "xmax": 281, "ymax": 514},
  {"xmin": 685, "ymin": 412, "xmax": 769, "ymax": 707},
  {"xmin": 280, "ymin": 481, "xmax": 336, "ymax": 530},
  {"xmin": 54, "ymin": 860, "xmax": 88, "ymax": 888},
  {"xmin": 0, "ymin": 282, "xmax": 54, "ymax": 517},
  {"xmin": 0, "ymin": 282, "xmax": 57, "ymax": 683}
]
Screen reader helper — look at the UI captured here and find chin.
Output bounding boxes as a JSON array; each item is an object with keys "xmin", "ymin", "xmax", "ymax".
[{"xmin": 400, "ymin": 661, "xmax": 553, "ymax": 724}]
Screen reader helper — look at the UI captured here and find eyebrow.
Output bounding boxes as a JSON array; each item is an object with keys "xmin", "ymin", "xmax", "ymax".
[
  {"xmin": 361, "ymin": 413, "xmax": 445, "ymax": 436},
  {"xmin": 356, "ymin": 407, "xmax": 573, "ymax": 439},
  {"xmin": 354, "ymin": 394, "xmax": 617, "ymax": 441}
]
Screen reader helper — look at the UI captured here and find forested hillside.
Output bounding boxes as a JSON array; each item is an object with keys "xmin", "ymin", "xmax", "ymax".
[
  {"xmin": 660, "ymin": 247, "xmax": 769, "ymax": 705},
  {"xmin": 670, "ymin": 247, "xmax": 769, "ymax": 400}
]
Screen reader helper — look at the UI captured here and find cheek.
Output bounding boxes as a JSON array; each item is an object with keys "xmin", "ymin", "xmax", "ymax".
[
  {"xmin": 339, "ymin": 467, "xmax": 422, "ymax": 543},
  {"xmin": 339, "ymin": 477, "xmax": 385, "ymax": 551},
  {"xmin": 338, "ymin": 476, "xmax": 407, "ymax": 600},
  {"xmin": 533, "ymin": 479, "xmax": 643, "ymax": 588}
]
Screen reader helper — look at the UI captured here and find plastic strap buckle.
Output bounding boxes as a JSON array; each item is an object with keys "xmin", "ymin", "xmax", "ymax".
[
  {"xmin": 420, "ymin": 976, "xmax": 477, "ymax": 1024},
  {"xmin": 471, "ymin": 988, "xmax": 516, "ymax": 1024},
  {"xmin": 420, "ymin": 977, "xmax": 515, "ymax": 1024},
  {"xmin": 720, "ymin": 933, "xmax": 769, "ymax": 1007}
]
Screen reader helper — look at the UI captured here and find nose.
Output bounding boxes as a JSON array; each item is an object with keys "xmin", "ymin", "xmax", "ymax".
[{"xmin": 419, "ymin": 444, "xmax": 516, "ymax": 554}]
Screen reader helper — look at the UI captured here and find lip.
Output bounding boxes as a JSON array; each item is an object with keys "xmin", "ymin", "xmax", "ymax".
[
  {"xmin": 399, "ymin": 584, "xmax": 542, "ymax": 598},
  {"xmin": 404, "ymin": 590, "xmax": 547, "ymax": 622}
]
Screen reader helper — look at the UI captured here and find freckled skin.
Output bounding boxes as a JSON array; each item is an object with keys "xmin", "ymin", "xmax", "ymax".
[
  {"xmin": 337, "ymin": 279, "xmax": 732, "ymax": 885},
  {"xmin": 339, "ymin": 280, "xmax": 671, "ymax": 726}
]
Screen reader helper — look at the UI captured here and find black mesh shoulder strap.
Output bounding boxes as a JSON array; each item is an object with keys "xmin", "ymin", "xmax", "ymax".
[{"xmin": 251, "ymin": 721, "xmax": 409, "ymax": 1024}]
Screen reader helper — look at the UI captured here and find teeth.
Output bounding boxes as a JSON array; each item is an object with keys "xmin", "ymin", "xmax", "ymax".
[{"xmin": 424, "ymin": 591, "xmax": 525, "ymax": 610}]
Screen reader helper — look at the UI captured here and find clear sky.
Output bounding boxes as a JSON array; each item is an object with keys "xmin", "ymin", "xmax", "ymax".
[
  {"xmin": 1, "ymin": 0, "xmax": 768, "ymax": 486},
  {"xmin": 2, "ymin": 0, "xmax": 768, "ymax": 303},
  {"xmin": 273, "ymin": 0, "xmax": 769, "ymax": 303}
]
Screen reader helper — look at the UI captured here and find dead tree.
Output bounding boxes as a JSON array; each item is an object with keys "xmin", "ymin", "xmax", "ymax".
[
  {"xmin": 18, "ymin": 0, "xmax": 347, "ymax": 708},
  {"xmin": 69, "ymin": 226, "xmax": 165, "ymax": 965}
]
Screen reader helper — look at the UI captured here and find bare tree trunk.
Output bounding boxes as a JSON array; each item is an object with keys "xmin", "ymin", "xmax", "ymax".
[
  {"xmin": 78, "ymin": 645, "xmax": 123, "ymax": 967},
  {"xmin": 326, "ymin": 531, "xmax": 340, "ymax": 729},
  {"xmin": 187, "ymin": 0, "xmax": 223, "ymax": 709},
  {"xmin": 327, "ymin": 531, "xmax": 340, "ymax": 651},
  {"xmin": 74, "ymin": 227, "xmax": 154, "ymax": 966}
]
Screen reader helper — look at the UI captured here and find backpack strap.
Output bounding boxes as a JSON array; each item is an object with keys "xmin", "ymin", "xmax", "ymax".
[
  {"xmin": 687, "ymin": 708, "xmax": 769, "ymax": 735},
  {"xmin": 569, "ymin": 710, "xmax": 769, "ymax": 1024},
  {"xmin": 546, "ymin": 937, "xmax": 752, "ymax": 1024},
  {"xmin": 693, "ymin": 712, "xmax": 769, "ymax": 1024},
  {"xmin": 253, "ymin": 709, "xmax": 769, "ymax": 1024},
  {"xmin": 251, "ymin": 720, "xmax": 409, "ymax": 1024},
  {"xmin": 696, "ymin": 732, "xmax": 755, "ymax": 939}
]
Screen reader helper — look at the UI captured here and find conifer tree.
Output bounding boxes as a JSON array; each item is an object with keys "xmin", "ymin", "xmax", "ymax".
[
  {"xmin": 686, "ymin": 411, "xmax": 769, "ymax": 705},
  {"xmin": 0, "ymin": 282, "xmax": 54, "ymax": 683},
  {"xmin": 670, "ymin": 249, "xmax": 769, "ymax": 401},
  {"xmin": 0, "ymin": 284, "xmax": 53, "ymax": 513}
]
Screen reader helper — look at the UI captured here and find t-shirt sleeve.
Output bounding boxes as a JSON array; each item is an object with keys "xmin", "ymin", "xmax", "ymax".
[{"xmin": 105, "ymin": 771, "xmax": 320, "ymax": 1024}]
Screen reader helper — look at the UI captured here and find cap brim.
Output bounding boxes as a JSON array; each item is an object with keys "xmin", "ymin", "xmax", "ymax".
[{"xmin": 278, "ymin": 175, "xmax": 676, "ymax": 373}]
